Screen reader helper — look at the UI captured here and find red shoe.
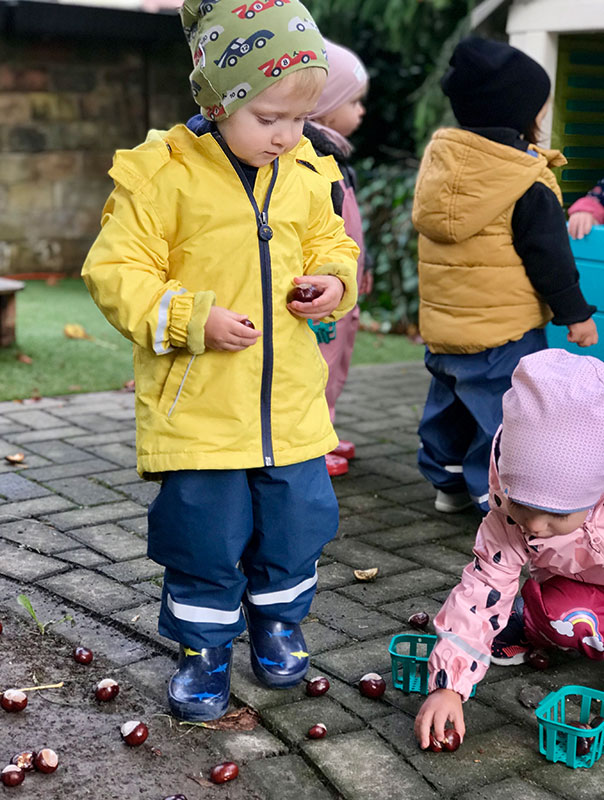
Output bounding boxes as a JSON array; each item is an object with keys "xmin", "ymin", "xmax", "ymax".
[
  {"xmin": 325, "ymin": 453, "xmax": 349, "ymax": 477},
  {"xmin": 330, "ymin": 440, "xmax": 355, "ymax": 460}
]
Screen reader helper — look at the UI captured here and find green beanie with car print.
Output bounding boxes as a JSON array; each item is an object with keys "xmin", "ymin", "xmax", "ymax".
[{"xmin": 180, "ymin": 0, "xmax": 328, "ymax": 120}]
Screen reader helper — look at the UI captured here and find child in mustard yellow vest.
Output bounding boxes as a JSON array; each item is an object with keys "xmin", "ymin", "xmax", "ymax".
[{"xmin": 413, "ymin": 37, "xmax": 597, "ymax": 516}]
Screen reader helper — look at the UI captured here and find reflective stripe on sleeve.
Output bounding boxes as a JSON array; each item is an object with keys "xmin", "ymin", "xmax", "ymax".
[
  {"xmin": 154, "ymin": 287, "xmax": 187, "ymax": 355},
  {"xmin": 438, "ymin": 630, "xmax": 491, "ymax": 665}
]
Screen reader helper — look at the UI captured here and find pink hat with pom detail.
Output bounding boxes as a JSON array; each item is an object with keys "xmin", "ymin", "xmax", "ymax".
[{"xmin": 499, "ymin": 349, "xmax": 604, "ymax": 513}]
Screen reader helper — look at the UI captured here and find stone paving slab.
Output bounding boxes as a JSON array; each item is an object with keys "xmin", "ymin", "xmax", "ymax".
[
  {"xmin": 302, "ymin": 729, "xmax": 438, "ymax": 800},
  {"xmin": 38, "ymin": 568, "xmax": 147, "ymax": 613},
  {"xmin": 0, "ymin": 518, "xmax": 77, "ymax": 553},
  {"xmin": 0, "ymin": 363, "xmax": 581, "ymax": 799}
]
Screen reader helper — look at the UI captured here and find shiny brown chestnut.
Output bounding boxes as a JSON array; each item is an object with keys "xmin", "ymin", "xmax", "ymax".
[
  {"xmin": 442, "ymin": 728, "xmax": 461, "ymax": 752},
  {"xmin": 408, "ymin": 611, "xmax": 430, "ymax": 630},
  {"xmin": 209, "ymin": 762, "xmax": 239, "ymax": 784},
  {"xmin": 287, "ymin": 283, "xmax": 323, "ymax": 304},
  {"xmin": 34, "ymin": 748, "xmax": 58, "ymax": 774},
  {"xmin": 1, "ymin": 689, "xmax": 28, "ymax": 712},
  {"xmin": 95, "ymin": 678, "xmax": 119, "ymax": 702},
  {"xmin": 308, "ymin": 723, "xmax": 327, "ymax": 739},
  {"xmin": 591, "ymin": 715, "xmax": 604, "ymax": 729},
  {"xmin": 73, "ymin": 646, "xmax": 93, "ymax": 665},
  {"xmin": 568, "ymin": 721, "xmax": 593, "ymax": 756},
  {"xmin": 306, "ymin": 676, "xmax": 330, "ymax": 697},
  {"xmin": 11, "ymin": 751, "xmax": 36, "ymax": 772},
  {"xmin": 358, "ymin": 672, "xmax": 386, "ymax": 699},
  {"xmin": 241, "ymin": 319, "xmax": 255, "ymax": 329},
  {"xmin": 120, "ymin": 720, "xmax": 148, "ymax": 747},
  {"xmin": 428, "ymin": 733, "xmax": 443, "ymax": 752},
  {"xmin": 1, "ymin": 765, "xmax": 25, "ymax": 787},
  {"xmin": 0, "ymin": 621, "xmax": 3, "ymax": 634},
  {"xmin": 527, "ymin": 649, "xmax": 550, "ymax": 670}
]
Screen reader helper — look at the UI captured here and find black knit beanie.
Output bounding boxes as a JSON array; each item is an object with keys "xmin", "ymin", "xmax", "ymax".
[{"xmin": 441, "ymin": 37, "xmax": 551, "ymax": 133}]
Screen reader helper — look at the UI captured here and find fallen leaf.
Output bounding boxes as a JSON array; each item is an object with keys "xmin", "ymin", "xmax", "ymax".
[
  {"xmin": 184, "ymin": 706, "xmax": 261, "ymax": 731},
  {"xmin": 64, "ymin": 323, "xmax": 91, "ymax": 340},
  {"xmin": 68, "ymin": 385, "xmax": 82, "ymax": 392},
  {"xmin": 186, "ymin": 774, "xmax": 213, "ymax": 788},
  {"xmin": 353, "ymin": 567, "xmax": 379, "ymax": 582},
  {"xmin": 123, "ymin": 379, "xmax": 135, "ymax": 392},
  {"xmin": 16, "ymin": 353, "xmax": 33, "ymax": 364},
  {"xmin": 5, "ymin": 453, "xmax": 25, "ymax": 464}
]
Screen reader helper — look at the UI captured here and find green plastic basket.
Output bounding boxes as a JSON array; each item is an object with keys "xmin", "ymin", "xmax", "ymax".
[
  {"xmin": 389, "ymin": 633, "xmax": 476, "ymax": 697},
  {"xmin": 535, "ymin": 685, "xmax": 604, "ymax": 768},
  {"xmin": 308, "ymin": 319, "xmax": 337, "ymax": 344}
]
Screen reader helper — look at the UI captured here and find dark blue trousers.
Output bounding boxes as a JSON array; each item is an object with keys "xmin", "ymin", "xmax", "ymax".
[
  {"xmin": 147, "ymin": 458, "xmax": 338, "ymax": 650},
  {"xmin": 417, "ymin": 329, "xmax": 547, "ymax": 514}
]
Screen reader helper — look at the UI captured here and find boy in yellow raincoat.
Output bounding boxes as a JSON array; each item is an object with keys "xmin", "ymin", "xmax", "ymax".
[{"xmin": 82, "ymin": 0, "xmax": 358, "ymax": 722}]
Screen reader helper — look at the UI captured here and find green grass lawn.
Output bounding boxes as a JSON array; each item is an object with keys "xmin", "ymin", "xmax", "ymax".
[{"xmin": 0, "ymin": 279, "xmax": 424, "ymax": 401}]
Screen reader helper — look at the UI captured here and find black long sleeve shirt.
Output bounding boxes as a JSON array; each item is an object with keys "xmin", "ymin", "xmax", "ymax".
[{"xmin": 465, "ymin": 127, "xmax": 595, "ymax": 326}]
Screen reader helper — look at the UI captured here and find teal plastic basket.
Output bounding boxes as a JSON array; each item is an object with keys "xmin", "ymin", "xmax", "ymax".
[
  {"xmin": 308, "ymin": 320, "xmax": 337, "ymax": 344},
  {"xmin": 389, "ymin": 633, "xmax": 476, "ymax": 697},
  {"xmin": 535, "ymin": 685, "xmax": 604, "ymax": 768}
]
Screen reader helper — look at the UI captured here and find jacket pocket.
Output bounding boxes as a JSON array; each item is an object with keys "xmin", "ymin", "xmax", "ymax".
[
  {"xmin": 303, "ymin": 322, "xmax": 328, "ymax": 390},
  {"xmin": 157, "ymin": 353, "xmax": 196, "ymax": 417}
]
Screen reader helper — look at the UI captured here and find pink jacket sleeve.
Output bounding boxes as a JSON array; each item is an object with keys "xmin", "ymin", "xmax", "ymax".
[
  {"xmin": 568, "ymin": 195, "xmax": 604, "ymax": 225},
  {"xmin": 427, "ymin": 510, "xmax": 528, "ymax": 701}
]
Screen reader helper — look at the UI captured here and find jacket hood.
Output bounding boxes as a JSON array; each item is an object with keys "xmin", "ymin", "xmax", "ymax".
[{"xmin": 413, "ymin": 128, "xmax": 566, "ymax": 244}]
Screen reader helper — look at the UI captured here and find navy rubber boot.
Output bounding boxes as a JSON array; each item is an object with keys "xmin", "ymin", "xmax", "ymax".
[
  {"xmin": 168, "ymin": 642, "xmax": 232, "ymax": 722},
  {"xmin": 245, "ymin": 609, "xmax": 310, "ymax": 688}
]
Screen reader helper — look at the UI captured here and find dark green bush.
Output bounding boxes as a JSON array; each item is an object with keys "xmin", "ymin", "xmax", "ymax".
[{"xmin": 356, "ymin": 158, "xmax": 419, "ymax": 328}]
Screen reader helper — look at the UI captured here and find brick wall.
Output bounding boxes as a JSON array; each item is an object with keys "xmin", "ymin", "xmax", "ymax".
[{"xmin": 0, "ymin": 34, "xmax": 195, "ymax": 276}]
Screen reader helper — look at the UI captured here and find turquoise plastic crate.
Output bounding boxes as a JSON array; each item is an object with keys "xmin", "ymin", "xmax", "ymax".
[
  {"xmin": 308, "ymin": 319, "xmax": 337, "ymax": 344},
  {"xmin": 546, "ymin": 225, "xmax": 604, "ymax": 360},
  {"xmin": 389, "ymin": 633, "xmax": 476, "ymax": 696},
  {"xmin": 535, "ymin": 685, "xmax": 604, "ymax": 768}
]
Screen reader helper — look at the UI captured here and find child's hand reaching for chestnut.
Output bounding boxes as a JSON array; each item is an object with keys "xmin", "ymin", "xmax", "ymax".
[
  {"xmin": 287, "ymin": 275, "xmax": 345, "ymax": 321},
  {"xmin": 414, "ymin": 688, "xmax": 465, "ymax": 750},
  {"xmin": 204, "ymin": 306, "xmax": 262, "ymax": 352}
]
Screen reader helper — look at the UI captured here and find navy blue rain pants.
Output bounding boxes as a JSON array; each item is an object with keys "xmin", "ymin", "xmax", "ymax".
[
  {"xmin": 417, "ymin": 328, "xmax": 547, "ymax": 514},
  {"xmin": 147, "ymin": 457, "xmax": 338, "ymax": 650}
]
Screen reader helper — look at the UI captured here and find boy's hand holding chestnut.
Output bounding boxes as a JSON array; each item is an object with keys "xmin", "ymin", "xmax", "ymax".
[
  {"xmin": 287, "ymin": 275, "xmax": 345, "ymax": 321},
  {"xmin": 414, "ymin": 688, "xmax": 465, "ymax": 750},
  {"xmin": 204, "ymin": 306, "xmax": 262, "ymax": 352}
]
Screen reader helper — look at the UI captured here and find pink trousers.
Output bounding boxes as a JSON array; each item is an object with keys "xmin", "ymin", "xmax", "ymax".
[
  {"xmin": 522, "ymin": 575, "xmax": 604, "ymax": 660},
  {"xmin": 319, "ymin": 303, "xmax": 360, "ymax": 422}
]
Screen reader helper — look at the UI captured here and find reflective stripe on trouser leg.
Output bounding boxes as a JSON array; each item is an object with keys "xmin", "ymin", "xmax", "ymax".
[
  {"xmin": 147, "ymin": 469, "xmax": 254, "ymax": 649},
  {"xmin": 242, "ymin": 457, "xmax": 339, "ymax": 622}
]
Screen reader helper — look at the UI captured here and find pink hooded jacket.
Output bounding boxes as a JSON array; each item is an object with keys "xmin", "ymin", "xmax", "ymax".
[{"xmin": 428, "ymin": 350, "xmax": 604, "ymax": 700}]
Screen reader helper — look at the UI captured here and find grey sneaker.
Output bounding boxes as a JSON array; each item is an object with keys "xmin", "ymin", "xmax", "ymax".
[{"xmin": 434, "ymin": 489, "xmax": 473, "ymax": 513}]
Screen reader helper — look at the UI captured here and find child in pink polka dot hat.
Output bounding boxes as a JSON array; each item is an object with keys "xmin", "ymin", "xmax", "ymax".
[{"xmin": 414, "ymin": 348, "xmax": 604, "ymax": 750}]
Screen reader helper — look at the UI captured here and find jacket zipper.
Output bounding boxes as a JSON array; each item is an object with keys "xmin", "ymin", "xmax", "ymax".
[{"xmin": 213, "ymin": 132, "xmax": 279, "ymax": 467}]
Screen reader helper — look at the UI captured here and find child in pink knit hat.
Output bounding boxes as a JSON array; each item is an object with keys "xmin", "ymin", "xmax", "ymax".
[
  {"xmin": 303, "ymin": 39, "xmax": 371, "ymax": 477},
  {"xmin": 414, "ymin": 348, "xmax": 604, "ymax": 750}
]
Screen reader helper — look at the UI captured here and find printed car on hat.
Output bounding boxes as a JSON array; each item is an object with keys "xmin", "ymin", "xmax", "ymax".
[
  {"xmin": 233, "ymin": 0, "xmax": 290, "ymax": 19},
  {"xmin": 214, "ymin": 29, "xmax": 274, "ymax": 68},
  {"xmin": 223, "ymin": 82, "xmax": 252, "ymax": 107},
  {"xmin": 288, "ymin": 16, "xmax": 318, "ymax": 32},
  {"xmin": 258, "ymin": 49, "xmax": 316, "ymax": 77}
]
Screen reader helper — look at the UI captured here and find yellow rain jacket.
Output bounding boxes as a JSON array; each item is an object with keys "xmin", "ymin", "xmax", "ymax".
[
  {"xmin": 413, "ymin": 128, "xmax": 566, "ymax": 354},
  {"xmin": 82, "ymin": 124, "xmax": 359, "ymax": 476}
]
